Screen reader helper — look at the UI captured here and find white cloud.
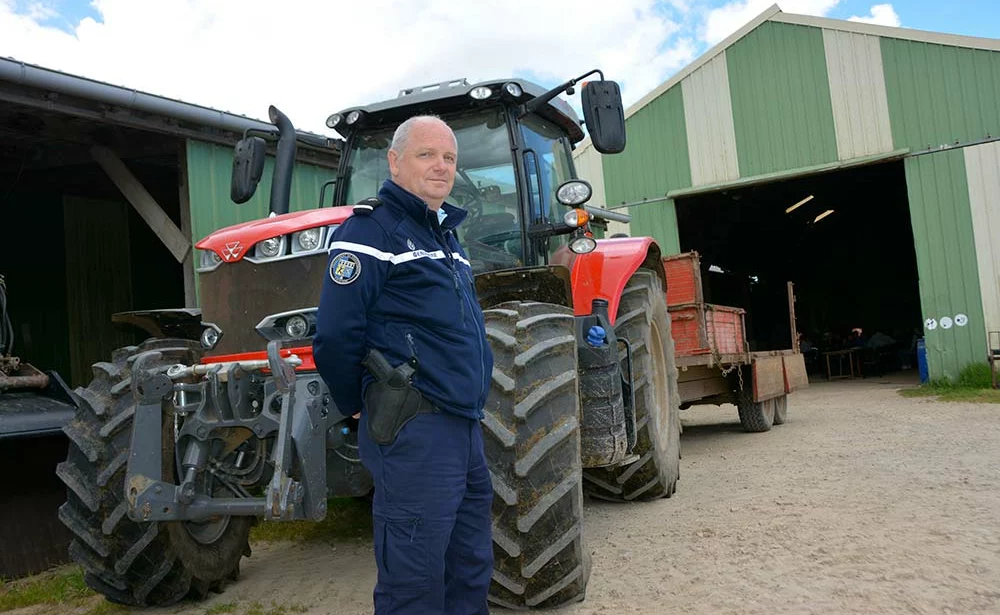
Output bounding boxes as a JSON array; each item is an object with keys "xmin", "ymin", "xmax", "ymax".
[
  {"xmin": 701, "ymin": 0, "xmax": 840, "ymax": 45},
  {"xmin": 0, "ymin": 0, "xmax": 694, "ymax": 134},
  {"xmin": 848, "ymin": 4, "xmax": 901, "ymax": 27}
]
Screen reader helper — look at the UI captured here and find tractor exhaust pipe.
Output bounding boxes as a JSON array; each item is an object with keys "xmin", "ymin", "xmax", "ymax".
[{"xmin": 267, "ymin": 105, "xmax": 296, "ymax": 217}]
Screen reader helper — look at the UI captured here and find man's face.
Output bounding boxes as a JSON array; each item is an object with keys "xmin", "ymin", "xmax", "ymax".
[{"xmin": 388, "ymin": 120, "xmax": 457, "ymax": 210}]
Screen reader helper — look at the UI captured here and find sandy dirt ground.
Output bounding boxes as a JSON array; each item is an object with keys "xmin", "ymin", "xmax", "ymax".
[{"xmin": 135, "ymin": 375, "xmax": 1000, "ymax": 615}]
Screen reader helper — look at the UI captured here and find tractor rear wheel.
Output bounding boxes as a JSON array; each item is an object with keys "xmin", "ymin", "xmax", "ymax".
[
  {"xmin": 57, "ymin": 339, "xmax": 252, "ymax": 607},
  {"xmin": 583, "ymin": 270, "xmax": 681, "ymax": 501},
  {"xmin": 481, "ymin": 301, "xmax": 589, "ymax": 609}
]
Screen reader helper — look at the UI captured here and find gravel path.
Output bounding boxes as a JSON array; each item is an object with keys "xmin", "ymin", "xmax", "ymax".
[{"xmin": 158, "ymin": 375, "xmax": 1000, "ymax": 615}]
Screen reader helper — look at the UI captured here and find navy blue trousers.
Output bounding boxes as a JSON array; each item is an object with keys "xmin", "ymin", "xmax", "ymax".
[{"xmin": 358, "ymin": 410, "xmax": 493, "ymax": 615}]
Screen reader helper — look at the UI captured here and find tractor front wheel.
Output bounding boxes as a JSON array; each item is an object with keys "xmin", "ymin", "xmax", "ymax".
[
  {"xmin": 481, "ymin": 301, "xmax": 589, "ymax": 609},
  {"xmin": 57, "ymin": 339, "xmax": 253, "ymax": 607}
]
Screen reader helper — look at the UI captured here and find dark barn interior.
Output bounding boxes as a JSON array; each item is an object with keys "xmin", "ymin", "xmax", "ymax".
[{"xmin": 675, "ymin": 160, "xmax": 923, "ymax": 378}]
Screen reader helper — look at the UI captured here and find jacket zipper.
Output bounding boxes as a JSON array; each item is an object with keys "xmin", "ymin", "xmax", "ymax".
[{"xmin": 432, "ymin": 217, "xmax": 487, "ymax": 413}]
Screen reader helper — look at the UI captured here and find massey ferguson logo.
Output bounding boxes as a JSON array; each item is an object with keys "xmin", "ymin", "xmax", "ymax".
[{"xmin": 222, "ymin": 241, "xmax": 243, "ymax": 261}]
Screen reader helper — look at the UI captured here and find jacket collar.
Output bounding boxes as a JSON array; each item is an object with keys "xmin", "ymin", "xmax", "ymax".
[{"xmin": 379, "ymin": 180, "xmax": 468, "ymax": 231}]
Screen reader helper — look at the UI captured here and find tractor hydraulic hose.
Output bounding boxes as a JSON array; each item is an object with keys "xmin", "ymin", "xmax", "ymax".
[{"xmin": 268, "ymin": 105, "xmax": 297, "ymax": 216}]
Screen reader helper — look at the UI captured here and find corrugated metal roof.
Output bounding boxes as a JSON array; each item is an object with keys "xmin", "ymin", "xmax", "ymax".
[
  {"xmin": 682, "ymin": 52, "xmax": 740, "ymax": 186},
  {"xmin": 727, "ymin": 21, "xmax": 838, "ymax": 177},
  {"xmin": 964, "ymin": 141, "xmax": 1000, "ymax": 340},
  {"xmin": 882, "ymin": 38, "xmax": 1000, "ymax": 153},
  {"xmin": 823, "ymin": 29, "xmax": 894, "ymax": 160},
  {"xmin": 904, "ymin": 150, "xmax": 986, "ymax": 380},
  {"xmin": 572, "ymin": 3, "xmax": 1000, "ymax": 158}
]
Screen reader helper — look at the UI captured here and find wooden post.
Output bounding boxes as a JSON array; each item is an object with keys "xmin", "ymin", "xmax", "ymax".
[
  {"xmin": 177, "ymin": 142, "xmax": 197, "ymax": 307},
  {"xmin": 787, "ymin": 281, "xmax": 799, "ymax": 352},
  {"xmin": 90, "ymin": 145, "xmax": 190, "ymax": 264}
]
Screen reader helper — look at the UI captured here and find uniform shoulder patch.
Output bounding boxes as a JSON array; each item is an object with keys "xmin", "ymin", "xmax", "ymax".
[
  {"xmin": 353, "ymin": 197, "xmax": 382, "ymax": 215},
  {"xmin": 330, "ymin": 252, "xmax": 362, "ymax": 284}
]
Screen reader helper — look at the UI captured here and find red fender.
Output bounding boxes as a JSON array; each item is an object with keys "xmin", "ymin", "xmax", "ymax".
[{"xmin": 553, "ymin": 237, "xmax": 666, "ymax": 325}]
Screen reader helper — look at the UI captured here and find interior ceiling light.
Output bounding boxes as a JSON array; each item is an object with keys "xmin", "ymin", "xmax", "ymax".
[
  {"xmin": 814, "ymin": 209, "xmax": 835, "ymax": 223},
  {"xmin": 786, "ymin": 194, "xmax": 814, "ymax": 214}
]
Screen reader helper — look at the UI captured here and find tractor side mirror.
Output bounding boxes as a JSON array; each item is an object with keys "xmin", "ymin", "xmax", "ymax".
[
  {"xmin": 581, "ymin": 81, "xmax": 626, "ymax": 154},
  {"xmin": 230, "ymin": 136, "xmax": 267, "ymax": 204}
]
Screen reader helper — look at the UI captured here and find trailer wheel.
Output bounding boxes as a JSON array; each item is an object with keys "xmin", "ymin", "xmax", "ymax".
[
  {"xmin": 772, "ymin": 395, "xmax": 788, "ymax": 425},
  {"xmin": 57, "ymin": 339, "xmax": 252, "ymax": 607},
  {"xmin": 583, "ymin": 270, "xmax": 681, "ymax": 502},
  {"xmin": 737, "ymin": 383, "xmax": 775, "ymax": 432},
  {"xmin": 481, "ymin": 301, "xmax": 589, "ymax": 610}
]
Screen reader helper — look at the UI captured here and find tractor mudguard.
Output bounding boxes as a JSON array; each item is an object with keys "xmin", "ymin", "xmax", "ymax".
[
  {"xmin": 473, "ymin": 265, "xmax": 573, "ymax": 310},
  {"xmin": 562, "ymin": 237, "xmax": 666, "ymax": 323},
  {"xmin": 112, "ymin": 308, "xmax": 204, "ymax": 341}
]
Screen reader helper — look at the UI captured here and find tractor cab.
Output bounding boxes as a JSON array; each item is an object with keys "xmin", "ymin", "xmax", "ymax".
[{"xmin": 325, "ymin": 74, "xmax": 627, "ymax": 275}]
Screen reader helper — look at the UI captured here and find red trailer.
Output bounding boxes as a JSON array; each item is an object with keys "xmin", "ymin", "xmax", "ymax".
[{"xmin": 665, "ymin": 252, "xmax": 808, "ymax": 431}]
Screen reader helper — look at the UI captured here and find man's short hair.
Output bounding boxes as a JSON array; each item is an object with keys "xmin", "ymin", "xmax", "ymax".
[{"xmin": 390, "ymin": 115, "xmax": 457, "ymax": 155}]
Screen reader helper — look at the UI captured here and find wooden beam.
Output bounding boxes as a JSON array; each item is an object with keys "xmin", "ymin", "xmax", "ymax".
[
  {"xmin": 177, "ymin": 142, "xmax": 197, "ymax": 307},
  {"xmin": 90, "ymin": 145, "xmax": 190, "ymax": 263}
]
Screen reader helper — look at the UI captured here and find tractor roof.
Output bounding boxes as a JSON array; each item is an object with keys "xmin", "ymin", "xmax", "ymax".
[{"xmin": 330, "ymin": 78, "xmax": 584, "ymax": 143}]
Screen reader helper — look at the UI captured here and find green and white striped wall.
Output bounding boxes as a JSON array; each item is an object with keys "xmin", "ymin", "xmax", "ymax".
[{"xmin": 573, "ymin": 5, "xmax": 1000, "ymax": 379}]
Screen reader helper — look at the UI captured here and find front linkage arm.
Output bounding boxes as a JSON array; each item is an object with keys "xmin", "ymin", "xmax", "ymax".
[{"xmin": 124, "ymin": 341, "xmax": 327, "ymax": 524}]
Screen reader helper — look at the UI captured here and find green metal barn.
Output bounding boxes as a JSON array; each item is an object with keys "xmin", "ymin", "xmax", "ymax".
[{"xmin": 575, "ymin": 4, "xmax": 1000, "ymax": 382}]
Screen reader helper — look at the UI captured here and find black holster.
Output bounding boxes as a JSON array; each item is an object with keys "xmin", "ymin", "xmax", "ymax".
[{"xmin": 362, "ymin": 349, "xmax": 435, "ymax": 445}]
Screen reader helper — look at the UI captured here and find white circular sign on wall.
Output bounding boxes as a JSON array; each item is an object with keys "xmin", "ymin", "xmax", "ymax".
[
  {"xmin": 925, "ymin": 318, "xmax": 938, "ymax": 331},
  {"xmin": 955, "ymin": 313, "xmax": 969, "ymax": 327},
  {"xmin": 940, "ymin": 316, "xmax": 954, "ymax": 329}
]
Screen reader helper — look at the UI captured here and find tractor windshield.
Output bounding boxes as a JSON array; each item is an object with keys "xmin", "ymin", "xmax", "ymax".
[{"xmin": 343, "ymin": 107, "xmax": 523, "ymax": 273}]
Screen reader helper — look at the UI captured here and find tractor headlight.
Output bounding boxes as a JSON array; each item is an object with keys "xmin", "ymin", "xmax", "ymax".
[
  {"xmin": 346, "ymin": 110, "xmax": 363, "ymax": 125},
  {"xmin": 569, "ymin": 235, "xmax": 598, "ymax": 254},
  {"xmin": 257, "ymin": 236, "xmax": 283, "ymax": 259},
  {"xmin": 293, "ymin": 228, "xmax": 323, "ymax": 253},
  {"xmin": 255, "ymin": 309, "xmax": 318, "ymax": 342},
  {"xmin": 504, "ymin": 82, "xmax": 523, "ymax": 97},
  {"xmin": 200, "ymin": 324, "xmax": 222, "ymax": 350},
  {"xmin": 556, "ymin": 180, "xmax": 593, "ymax": 206},
  {"xmin": 326, "ymin": 113, "xmax": 343, "ymax": 129},
  {"xmin": 285, "ymin": 315, "xmax": 309, "ymax": 339},
  {"xmin": 198, "ymin": 249, "xmax": 223, "ymax": 271},
  {"xmin": 469, "ymin": 86, "xmax": 492, "ymax": 100}
]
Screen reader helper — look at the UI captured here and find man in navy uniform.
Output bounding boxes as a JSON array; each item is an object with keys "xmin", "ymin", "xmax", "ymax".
[{"xmin": 314, "ymin": 115, "xmax": 494, "ymax": 615}]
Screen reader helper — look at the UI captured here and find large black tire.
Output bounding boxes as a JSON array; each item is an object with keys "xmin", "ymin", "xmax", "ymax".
[
  {"xmin": 57, "ymin": 339, "xmax": 253, "ymax": 607},
  {"xmin": 481, "ymin": 301, "xmax": 589, "ymax": 609},
  {"xmin": 772, "ymin": 395, "xmax": 788, "ymax": 425},
  {"xmin": 583, "ymin": 270, "xmax": 681, "ymax": 502},
  {"xmin": 737, "ymin": 382, "xmax": 775, "ymax": 432}
]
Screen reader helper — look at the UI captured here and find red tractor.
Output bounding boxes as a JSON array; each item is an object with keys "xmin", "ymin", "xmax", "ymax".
[{"xmin": 58, "ymin": 72, "xmax": 683, "ymax": 609}]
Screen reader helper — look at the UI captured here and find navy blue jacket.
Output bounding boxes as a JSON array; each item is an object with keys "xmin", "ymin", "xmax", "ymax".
[{"xmin": 313, "ymin": 180, "xmax": 493, "ymax": 421}]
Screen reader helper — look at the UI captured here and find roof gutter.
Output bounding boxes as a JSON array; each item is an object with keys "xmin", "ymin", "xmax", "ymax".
[{"xmin": 0, "ymin": 56, "xmax": 331, "ymax": 145}]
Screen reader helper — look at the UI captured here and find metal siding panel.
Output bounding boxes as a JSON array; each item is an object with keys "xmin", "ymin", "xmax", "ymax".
[
  {"xmin": 823, "ymin": 29, "xmax": 894, "ymax": 160},
  {"xmin": 904, "ymin": 151, "xmax": 987, "ymax": 380},
  {"xmin": 573, "ymin": 146, "xmax": 630, "ymax": 236},
  {"xmin": 603, "ymin": 86, "xmax": 691, "ymax": 207},
  {"xmin": 882, "ymin": 38, "xmax": 1000, "ymax": 153},
  {"xmin": 682, "ymin": 52, "xmax": 740, "ymax": 186},
  {"xmin": 964, "ymin": 141, "xmax": 1000, "ymax": 339},
  {"xmin": 631, "ymin": 199, "xmax": 680, "ymax": 256},
  {"xmin": 728, "ymin": 22, "xmax": 839, "ymax": 177},
  {"xmin": 602, "ymin": 85, "xmax": 689, "ymax": 250},
  {"xmin": 186, "ymin": 140, "xmax": 334, "ymax": 244}
]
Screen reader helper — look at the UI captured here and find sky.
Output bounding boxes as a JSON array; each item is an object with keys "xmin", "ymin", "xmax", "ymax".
[{"xmin": 1, "ymin": 0, "xmax": 997, "ymax": 134}]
